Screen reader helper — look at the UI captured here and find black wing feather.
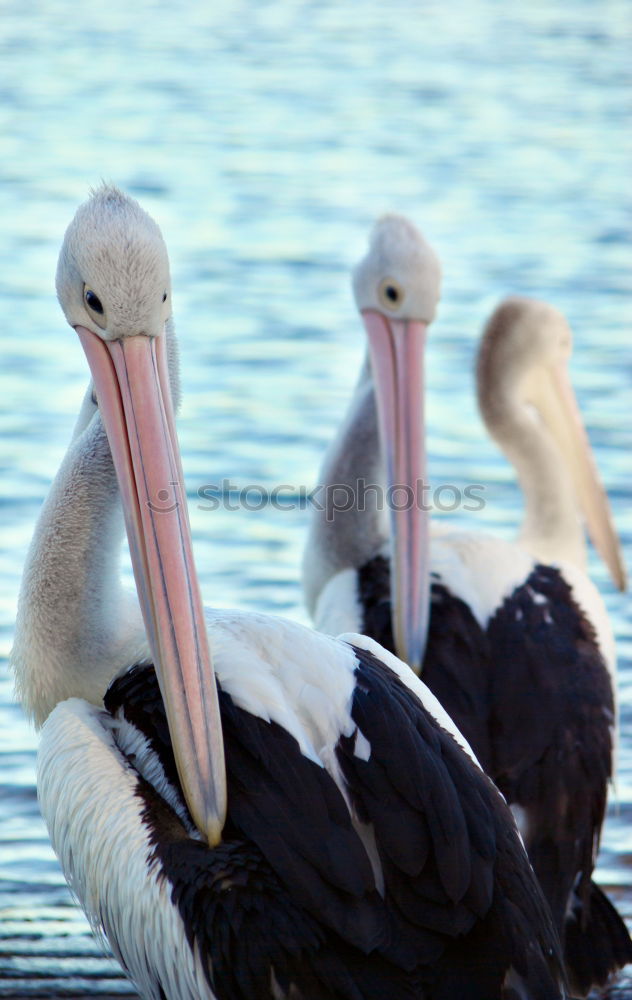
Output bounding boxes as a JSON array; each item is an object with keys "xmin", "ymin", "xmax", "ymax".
[
  {"xmin": 486, "ymin": 564, "xmax": 631, "ymax": 991},
  {"xmin": 337, "ymin": 644, "xmax": 563, "ymax": 997},
  {"xmin": 488, "ymin": 564, "xmax": 613, "ymax": 923},
  {"xmin": 136, "ymin": 780, "xmax": 420, "ymax": 1000}
]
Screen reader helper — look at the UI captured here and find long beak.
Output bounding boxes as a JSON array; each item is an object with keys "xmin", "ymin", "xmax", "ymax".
[
  {"xmin": 76, "ymin": 327, "xmax": 227, "ymax": 844},
  {"xmin": 362, "ymin": 311, "xmax": 430, "ymax": 673},
  {"xmin": 535, "ymin": 361, "xmax": 626, "ymax": 591}
]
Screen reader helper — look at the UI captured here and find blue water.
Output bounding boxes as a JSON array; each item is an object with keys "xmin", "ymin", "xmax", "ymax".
[{"xmin": 1, "ymin": 0, "xmax": 630, "ymax": 995}]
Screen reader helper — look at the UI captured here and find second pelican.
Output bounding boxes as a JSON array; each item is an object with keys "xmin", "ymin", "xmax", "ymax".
[{"xmin": 303, "ymin": 215, "xmax": 631, "ymax": 996}]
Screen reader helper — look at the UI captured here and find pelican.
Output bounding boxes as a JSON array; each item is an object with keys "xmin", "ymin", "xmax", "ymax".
[
  {"xmin": 302, "ymin": 215, "xmax": 631, "ymax": 996},
  {"xmin": 11, "ymin": 189, "xmax": 565, "ymax": 999}
]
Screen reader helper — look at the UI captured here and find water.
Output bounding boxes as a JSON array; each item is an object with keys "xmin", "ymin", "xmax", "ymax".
[{"xmin": 0, "ymin": 0, "xmax": 630, "ymax": 994}]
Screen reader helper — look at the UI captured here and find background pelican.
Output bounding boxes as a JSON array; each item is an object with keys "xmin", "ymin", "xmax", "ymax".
[
  {"xmin": 11, "ymin": 189, "xmax": 565, "ymax": 999},
  {"xmin": 302, "ymin": 215, "xmax": 631, "ymax": 996}
]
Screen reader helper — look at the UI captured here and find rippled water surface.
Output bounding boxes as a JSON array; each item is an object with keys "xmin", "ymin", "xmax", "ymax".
[{"xmin": 0, "ymin": 0, "xmax": 630, "ymax": 995}]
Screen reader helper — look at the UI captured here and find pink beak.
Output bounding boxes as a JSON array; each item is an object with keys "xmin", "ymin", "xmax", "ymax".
[
  {"xmin": 362, "ymin": 311, "xmax": 430, "ymax": 673},
  {"xmin": 77, "ymin": 326, "xmax": 227, "ymax": 846}
]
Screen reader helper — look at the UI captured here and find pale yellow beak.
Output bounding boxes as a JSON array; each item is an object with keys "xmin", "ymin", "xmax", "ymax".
[{"xmin": 531, "ymin": 361, "xmax": 626, "ymax": 591}]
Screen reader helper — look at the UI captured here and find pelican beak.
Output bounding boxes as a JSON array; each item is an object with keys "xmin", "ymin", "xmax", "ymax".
[
  {"xmin": 76, "ymin": 326, "xmax": 227, "ymax": 845},
  {"xmin": 531, "ymin": 361, "xmax": 626, "ymax": 591},
  {"xmin": 362, "ymin": 310, "xmax": 430, "ymax": 673}
]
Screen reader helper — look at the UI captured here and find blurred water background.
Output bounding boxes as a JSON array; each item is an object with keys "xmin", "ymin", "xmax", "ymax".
[{"xmin": 0, "ymin": 0, "xmax": 630, "ymax": 995}]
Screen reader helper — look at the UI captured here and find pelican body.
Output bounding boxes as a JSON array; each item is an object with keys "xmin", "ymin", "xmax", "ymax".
[
  {"xmin": 302, "ymin": 217, "xmax": 631, "ymax": 996},
  {"xmin": 11, "ymin": 191, "xmax": 566, "ymax": 999}
]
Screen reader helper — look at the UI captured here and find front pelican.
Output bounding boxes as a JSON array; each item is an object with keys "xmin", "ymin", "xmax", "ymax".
[
  {"xmin": 13, "ymin": 189, "xmax": 566, "ymax": 1000},
  {"xmin": 303, "ymin": 216, "xmax": 631, "ymax": 996}
]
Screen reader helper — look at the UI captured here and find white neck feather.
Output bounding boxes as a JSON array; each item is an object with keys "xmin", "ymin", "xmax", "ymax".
[
  {"xmin": 11, "ymin": 404, "xmax": 147, "ymax": 727},
  {"xmin": 302, "ymin": 355, "xmax": 388, "ymax": 614},
  {"xmin": 487, "ymin": 390, "xmax": 586, "ymax": 569},
  {"xmin": 12, "ymin": 321, "xmax": 181, "ymax": 726}
]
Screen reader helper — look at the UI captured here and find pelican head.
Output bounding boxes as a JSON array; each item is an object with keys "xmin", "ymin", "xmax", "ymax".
[
  {"xmin": 352, "ymin": 214, "xmax": 441, "ymax": 321},
  {"xmin": 477, "ymin": 296, "xmax": 575, "ymax": 403},
  {"xmin": 478, "ymin": 296, "xmax": 626, "ymax": 591},
  {"xmin": 352, "ymin": 216, "xmax": 442, "ymax": 674},
  {"xmin": 56, "ymin": 186, "xmax": 226, "ymax": 844},
  {"xmin": 56, "ymin": 186, "xmax": 171, "ymax": 340}
]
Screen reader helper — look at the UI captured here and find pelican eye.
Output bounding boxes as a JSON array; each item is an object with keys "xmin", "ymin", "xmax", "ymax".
[
  {"xmin": 84, "ymin": 288, "xmax": 104, "ymax": 314},
  {"xmin": 378, "ymin": 277, "xmax": 405, "ymax": 311},
  {"xmin": 162, "ymin": 291, "xmax": 167, "ymax": 303},
  {"xmin": 83, "ymin": 286, "xmax": 107, "ymax": 329}
]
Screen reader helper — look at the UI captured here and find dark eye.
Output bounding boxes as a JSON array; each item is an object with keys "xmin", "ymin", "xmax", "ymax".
[
  {"xmin": 162, "ymin": 291, "xmax": 168, "ymax": 303},
  {"xmin": 84, "ymin": 288, "xmax": 104, "ymax": 314},
  {"xmin": 378, "ymin": 277, "xmax": 405, "ymax": 311}
]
